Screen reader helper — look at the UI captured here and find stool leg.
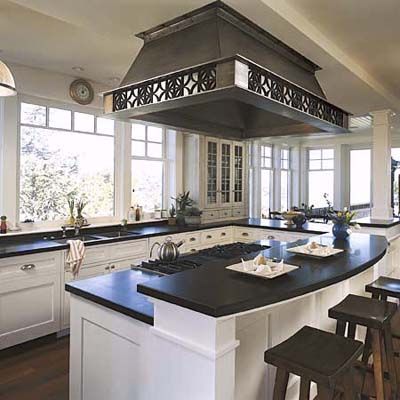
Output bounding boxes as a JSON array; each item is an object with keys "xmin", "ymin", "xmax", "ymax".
[
  {"xmin": 342, "ymin": 370, "xmax": 355, "ymax": 400},
  {"xmin": 299, "ymin": 378, "xmax": 310, "ymax": 400},
  {"xmin": 273, "ymin": 368, "xmax": 289, "ymax": 400},
  {"xmin": 384, "ymin": 325, "xmax": 398, "ymax": 399},
  {"xmin": 362, "ymin": 328, "xmax": 372, "ymax": 364},
  {"xmin": 336, "ymin": 320, "xmax": 346, "ymax": 336},
  {"xmin": 371, "ymin": 328, "xmax": 386, "ymax": 400},
  {"xmin": 347, "ymin": 323, "xmax": 356, "ymax": 339},
  {"xmin": 317, "ymin": 385, "xmax": 335, "ymax": 400}
]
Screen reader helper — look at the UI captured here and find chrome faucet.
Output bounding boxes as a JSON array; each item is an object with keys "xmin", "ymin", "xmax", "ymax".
[{"xmin": 61, "ymin": 226, "xmax": 67, "ymax": 238}]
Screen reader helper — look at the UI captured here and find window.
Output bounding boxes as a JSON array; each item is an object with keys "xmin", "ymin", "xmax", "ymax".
[
  {"xmin": 280, "ymin": 148, "xmax": 290, "ymax": 211},
  {"xmin": 260, "ymin": 145, "xmax": 273, "ymax": 218},
  {"xmin": 392, "ymin": 148, "xmax": 400, "ymax": 214},
  {"xmin": 308, "ymin": 148, "xmax": 334, "ymax": 208},
  {"xmin": 350, "ymin": 149, "xmax": 371, "ymax": 207},
  {"xmin": 131, "ymin": 123, "xmax": 165, "ymax": 211},
  {"xmin": 19, "ymin": 103, "xmax": 115, "ymax": 222}
]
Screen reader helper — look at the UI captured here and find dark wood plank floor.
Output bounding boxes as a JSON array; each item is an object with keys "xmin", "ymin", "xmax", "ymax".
[{"xmin": 0, "ymin": 335, "xmax": 69, "ymax": 400}]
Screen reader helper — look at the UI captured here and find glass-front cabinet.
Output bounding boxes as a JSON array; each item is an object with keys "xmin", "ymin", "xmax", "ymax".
[{"xmin": 205, "ymin": 138, "xmax": 246, "ymax": 209}]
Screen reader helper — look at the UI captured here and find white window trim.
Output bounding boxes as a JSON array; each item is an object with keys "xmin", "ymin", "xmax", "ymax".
[
  {"xmin": 17, "ymin": 95, "xmax": 119, "ymax": 229},
  {"xmin": 131, "ymin": 122, "xmax": 168, "ymax": 212}
]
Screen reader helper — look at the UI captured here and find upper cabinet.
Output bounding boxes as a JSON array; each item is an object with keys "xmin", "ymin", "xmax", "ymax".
[{"xmin": 184, "ymin": 135, "xmax": 248, "ymax": 221}]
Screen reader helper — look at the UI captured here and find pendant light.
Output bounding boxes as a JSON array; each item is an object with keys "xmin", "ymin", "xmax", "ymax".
[{"xmin": 0, "ymin": 60, "xmax": 16, "ymax": 96}]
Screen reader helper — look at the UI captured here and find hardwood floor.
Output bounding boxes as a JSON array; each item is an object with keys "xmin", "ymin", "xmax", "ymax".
[{"xmin": 0, "ymin": 335, "xmax": 69, "ymax": 400}]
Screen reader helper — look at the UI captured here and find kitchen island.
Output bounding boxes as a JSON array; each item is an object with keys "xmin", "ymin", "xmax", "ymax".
[{"xmin": 66, "ymin": 232, "xmax": 389, "ymax": 400}]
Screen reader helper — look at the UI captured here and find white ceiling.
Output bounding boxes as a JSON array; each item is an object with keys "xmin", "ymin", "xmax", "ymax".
[{"xmin": 1, "ymin": 0, "xmax": 400, "ymax": 115}]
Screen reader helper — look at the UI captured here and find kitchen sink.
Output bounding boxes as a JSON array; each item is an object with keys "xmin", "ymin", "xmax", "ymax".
[
  {"xmin": 96, "ymin": 231, "xmax": 142, "ymax": 238},
  {"xmin": 53, "ymin": 235, "xmax": 103, "ymax": 245}
]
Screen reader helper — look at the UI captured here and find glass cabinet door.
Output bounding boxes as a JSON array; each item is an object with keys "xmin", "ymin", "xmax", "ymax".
[
  {"xmin": 206, "ymin": 140, "xmax": 218, "ymax": 206},
  {"xmin": 233, "ymin": 144, "xmax": 244, "ymax": 204},
  {"xmin": 220, "ymin": 142, "xmax": 231, "ymax": 205}
]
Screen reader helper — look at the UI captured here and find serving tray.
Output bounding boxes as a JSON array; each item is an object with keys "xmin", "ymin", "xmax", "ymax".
[
  {"xmin": 226, "ymin": 261, "xmax": 298, "ymax": 279},
  {"xmin": 286, "ymin": 244, "xmax": 343, "ymax": 258}
]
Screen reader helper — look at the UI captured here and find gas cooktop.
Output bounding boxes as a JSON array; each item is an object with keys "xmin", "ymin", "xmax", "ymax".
[{"xmin": 132, "ymin": 242, "xmax": 270, "ymax": 275}]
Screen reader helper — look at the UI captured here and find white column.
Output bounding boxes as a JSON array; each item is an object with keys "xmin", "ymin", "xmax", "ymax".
[
  {"xmin": 150, "ymin": 300, "xmax": 239, "ymax": 400},
  {"xmin": 249, "ymin": 140, "xmax": 261, "ymax": 218},
  {"xmin": 334, "ymin": 144, "xmax": 350, "ymax": 209},
  {"xmin": 371, "ymin": 110, "xmax": 393, "ymax": 220},
  {"xmin": 290, "ymin": 145, "xmax": 301, "ymax": 207}
]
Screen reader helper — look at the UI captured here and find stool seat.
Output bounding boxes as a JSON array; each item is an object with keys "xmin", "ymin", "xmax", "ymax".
[
  {"xmin": 264, "ymin": 326, "xmax": 363, "ymax": 388},
  {"xmin": 328, "ymin": 294, "xmax": 397, "ymax": 329},
  {"xmin": 366, "ymin": 276, "xmax": 400, "ymax": 299}
]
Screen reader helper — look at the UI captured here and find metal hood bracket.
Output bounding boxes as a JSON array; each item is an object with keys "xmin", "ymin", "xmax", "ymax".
[{"xmin": 103, "ymin": 2, "xmax": 350, "ymax": 138}]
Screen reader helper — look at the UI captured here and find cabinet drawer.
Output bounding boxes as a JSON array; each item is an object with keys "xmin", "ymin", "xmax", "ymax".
[
  {"xmin": 112, "ymin": 240, "xmax": 148, "ymax": 260},
  {"xmin": 0, "ymin": 253, "xmax": 60, "ymax": 283},
  {"xmin": 201, "ymin": 228, "xmax": 232, "ymax": 245},
  {"xmin": 184, "ymin": 232, "xmax": 201, "ymax": 247},
  {"xmin": 219, "ymin": 209, "xmax": 232, "ymax": 219},
  {"xmin": 202, "ymin": 210, "xmax": 219, "ymax": 220},
  {"xmin": 232, "ymin": 208, "xmax": 246, "ymax": 218},
  {"xmin": 81, "ymin": 245, "xmax": 109, "ymax": 266},
  {"xmin": 234, "ymin": 227, "xmax": 257, "ymax": 241}
]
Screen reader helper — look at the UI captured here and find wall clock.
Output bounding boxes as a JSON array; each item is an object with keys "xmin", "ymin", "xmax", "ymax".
[{"xmin": 69, "ymin": 79, "xmax": 94, "ymax": 105}]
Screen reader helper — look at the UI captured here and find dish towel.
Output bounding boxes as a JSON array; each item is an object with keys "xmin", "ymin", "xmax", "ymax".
[{"xmin": 66, "ymin": 240, "xmax": 86, "ymax": 278}]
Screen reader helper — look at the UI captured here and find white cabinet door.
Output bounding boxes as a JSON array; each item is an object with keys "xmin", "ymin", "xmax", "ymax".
[
  {"xmin": 0, "ymin": 252, "xmax": 62, "ymax": 350},
  {"xmin": 205, "ymin": 138, "xmax": 219, "ymax": 209},
  {"xmin": 62, "ymin": 263, "xmax": 111, "ymax": 330}
]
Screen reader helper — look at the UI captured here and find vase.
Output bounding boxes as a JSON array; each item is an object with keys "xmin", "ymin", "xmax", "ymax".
[{"xmin": 332, "ymin": 223, "xmax": 350, "ymax": 240}]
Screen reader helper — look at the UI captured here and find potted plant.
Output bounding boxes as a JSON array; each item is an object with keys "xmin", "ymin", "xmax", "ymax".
[
  {"xmin": 184, "ymin": 207, "xmax": 203, "ymax": 226},
  {"xmin": 168, "ymin": 204, "xmax": 177, "ymax": 225},
  {"xmin": 67, "ymin": 195, "xmax": 75, "ymax": 226},
  {"xmin": 75, "ymin": 199, "xmax": 87, "ymax": 227},
  {"xmin": 171, "ymin": 191, "xmax": 194, "ymax": 226}
]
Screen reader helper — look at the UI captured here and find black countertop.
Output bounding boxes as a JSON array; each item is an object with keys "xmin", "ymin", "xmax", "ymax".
[
  {"xmin": 0, "ymin": 218, "xmax": 329, "ymax": 259},
  {"xmin": 66, "ymin": 268, "xmax": 159, "ymax": 325},
  {"xmin": 355, "ymin": 217, "xmax": 400, "ymax": 228},
  {"xmin": 137, "ymin": 233, "xmax": 387, "ymax": 318},
  {"xmin": 66, "ymin": 232, "xmax": 387, "ymax": 324}
]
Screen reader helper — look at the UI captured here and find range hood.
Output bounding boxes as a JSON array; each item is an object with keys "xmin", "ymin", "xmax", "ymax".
[{"xmin": 103, "ymin": 1, "xmax": 350, "ymax": 139}]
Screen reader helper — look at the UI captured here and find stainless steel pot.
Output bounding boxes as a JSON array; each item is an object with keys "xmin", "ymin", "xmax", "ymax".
[{"xmin": 150, "ymin": 236, "xmax": 185, "ymax": 262}]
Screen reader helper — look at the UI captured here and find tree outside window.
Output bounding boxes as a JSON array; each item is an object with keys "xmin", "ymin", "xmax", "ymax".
[{"xmin": 19, "ymin": 103, "xmax": 115, "ymax": 222}]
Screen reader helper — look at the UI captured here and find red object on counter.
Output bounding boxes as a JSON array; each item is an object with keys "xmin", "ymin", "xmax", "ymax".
[{"xmin": 0, "ymin": 216, "xmax": 7, "ymax": 234}]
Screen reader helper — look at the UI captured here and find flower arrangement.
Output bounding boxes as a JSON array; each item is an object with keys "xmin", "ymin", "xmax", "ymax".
[{"xmin": 323, "ymin": 193, "xmax": 360, "ymax": 239}]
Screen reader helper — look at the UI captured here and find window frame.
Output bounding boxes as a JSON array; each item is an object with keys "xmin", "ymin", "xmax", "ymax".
[
  {"xmin": 131, "ymin": 122, "xmax": 167, "ymax": 212},
  {"xmin": 307, "ymin": 147, "xmax": 335, "ymax": 208},
  {"xmin": 280, "ymin": 147, "xmax": 291, "ymax": 211},
  {"xmin": 260, "ymin": 144, "xmax": 274, "ymax": 217},
  {"xmin": 17, "ymin": 96, "xmax": 117, "ymax": 227}
]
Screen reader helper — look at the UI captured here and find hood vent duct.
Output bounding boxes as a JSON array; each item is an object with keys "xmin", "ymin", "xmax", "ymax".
[{"xmin": 103, "ymin": 1, "xmax": 350, "ymax": 138}]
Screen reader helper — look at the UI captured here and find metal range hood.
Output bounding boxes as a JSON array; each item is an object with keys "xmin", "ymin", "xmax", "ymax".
[{"xmin": 103, "ymin": 1, "xmax": 350, "ymax": 139}]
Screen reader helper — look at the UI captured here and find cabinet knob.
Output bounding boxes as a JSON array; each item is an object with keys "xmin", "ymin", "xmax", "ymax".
[
  {"xmin": 221, "ymin": 232, "xmax": 226, "ymax": 237},
  {"xmin": 105, "ymin": 266, "xmax": 111, "ymax": 271},
  {"xmin": 21, "ymin": 263, "xmax": 36, "ymax": 271},
  {"xmin": 267, "ymin": 235, "xmax": 275, "ymax": 240},
  {"xmin": 189, "ymin": 237, "xmax": 196, "ymax": 242},
  {"xmin": 110, "ymin": 265, "xmax": 115, "ymax": 270},
  {"xmin": 242, "ymin": 232, "xmax": 249, "ymax": 237},
  {"xmin": 206, "ymin": 235, "xmax": 212, "ymax": 239}
]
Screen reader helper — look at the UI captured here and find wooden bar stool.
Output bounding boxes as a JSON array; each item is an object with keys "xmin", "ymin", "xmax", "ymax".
[
  {"xmin": 264, "ymin": 325, "xmax": 363, "ymax": 399},
  {"xmin": 329, "ymin": 294, "xmax": 398, "ymax": 400}
]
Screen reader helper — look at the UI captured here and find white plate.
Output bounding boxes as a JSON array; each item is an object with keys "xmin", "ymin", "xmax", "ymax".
[
  {"xmin": 226, "ymin": 261, "xmax": 299, "ymax": 279},
  {"xmin": 286, "ymin": 244, "xmax": 343, "ymax": 258}
]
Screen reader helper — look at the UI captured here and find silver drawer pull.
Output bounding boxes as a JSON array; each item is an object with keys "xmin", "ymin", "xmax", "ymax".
[
  {"xmin": 21, "ymin": 264, "xmax": 36, "ymax": 271},
  {"xmin": 267, "ymin": 235, "xmax": 275, "ymax": 240},
  {"xmin": 242, "ymin": 232, "xmax": 249, "ymax": 237},
  {"xmin": 189, "ymin": 237, "xmax": 196, "ymax": 242},
  {"xmin": 206, "ymin": 235, "xmax": 212, "ymax": 239}
]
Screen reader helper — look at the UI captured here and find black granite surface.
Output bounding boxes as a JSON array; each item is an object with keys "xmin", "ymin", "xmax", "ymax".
[
  {"xmin": 0, "ymin": 218, "xmax": 329, "ymax": 259},
  {"xmin": 66, "ymin": 269, "xmax": 160, "ymax": 325},
  {"xmin": 137, "ymin": 233, "xmax": 388, "ymax": 317}
]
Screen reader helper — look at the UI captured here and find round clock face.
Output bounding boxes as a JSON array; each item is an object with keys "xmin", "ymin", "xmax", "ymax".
[{"xmin": 70, "ymin": 79, "xmax": 94, "ymax": 105}]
